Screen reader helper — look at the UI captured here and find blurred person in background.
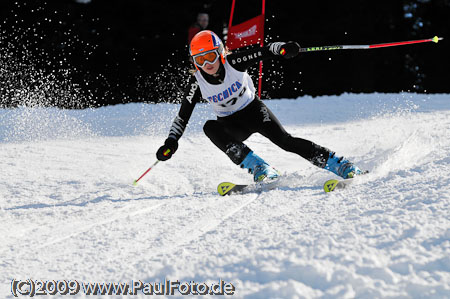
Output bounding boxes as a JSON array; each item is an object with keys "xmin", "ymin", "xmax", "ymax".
[{"xmin": 188, "ymin": 13, "xmax": 209, "ymax": 43}]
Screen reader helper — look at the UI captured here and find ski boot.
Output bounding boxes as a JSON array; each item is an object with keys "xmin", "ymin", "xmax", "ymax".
[
  {"xmin": 240, "ymin": 151, "xmax": 280, "ymax": 183},
  {"xmin": 325, "ymin": 152, "xmax": 363, "ymax": 179}
]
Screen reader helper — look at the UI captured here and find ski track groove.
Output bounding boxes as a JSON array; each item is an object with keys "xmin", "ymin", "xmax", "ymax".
[
  {"xmin": 36, "ymin": 202, "xmax": 166, "ymax": 250},
  {"xmin": 148, "ymin": 192, "xmax": 263, "ymax": 260},
  {"xmin": 0, "ymin": 201, "xmax": 166, "ymax": 258}
]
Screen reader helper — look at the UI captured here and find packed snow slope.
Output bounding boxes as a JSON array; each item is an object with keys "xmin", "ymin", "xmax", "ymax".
[{"xmin": 1, "ymin": 93, "xmax": 450, "ymax": 298}]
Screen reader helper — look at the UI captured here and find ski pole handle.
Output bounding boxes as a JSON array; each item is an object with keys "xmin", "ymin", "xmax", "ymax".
[
  {"xmin": 132, "ymin": 149, "xmax": 171, "ymax": 186},
  {"xmin": 299, "ymin": 36, "xmax": 443, "ymax": 53}
]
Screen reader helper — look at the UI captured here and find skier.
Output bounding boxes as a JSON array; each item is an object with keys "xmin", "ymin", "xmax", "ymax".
[{"xmin": 156, "ymin": 30, "xmax": 363, "ymax": 183}]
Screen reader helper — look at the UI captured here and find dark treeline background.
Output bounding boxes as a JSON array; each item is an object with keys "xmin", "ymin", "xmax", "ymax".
[{"xmin": 0, "ymin": 0, "xmax": 449, "ymax": 108}]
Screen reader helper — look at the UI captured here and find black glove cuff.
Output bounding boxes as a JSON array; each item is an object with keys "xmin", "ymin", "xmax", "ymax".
[{"xmin": 164, "ymin": 137, "xmax": 178, "ymax": 153}]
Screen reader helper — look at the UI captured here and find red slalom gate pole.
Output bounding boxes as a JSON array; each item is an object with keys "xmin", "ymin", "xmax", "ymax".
[
  {"xmin": 133, "ymin": 149, "xmax": 170, "ymax": 186},
  {"xmin": 299, "ymin": 36, "xmax": 443, "ymax": 53}
]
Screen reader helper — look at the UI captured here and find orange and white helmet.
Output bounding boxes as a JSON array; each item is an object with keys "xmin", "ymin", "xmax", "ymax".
[{"xmin": 190, "ymin": 30, "xmax": 226, "ymax": 69}]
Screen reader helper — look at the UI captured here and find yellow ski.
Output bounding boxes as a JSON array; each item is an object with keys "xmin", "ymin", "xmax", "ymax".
[
  {"xmin": 324, "ymin": 179, "xmax": 340, "ymax": 192},
  {"xmin": 217, "ymin": 178, "xmax": 280, "ymax": 196},
  {"xmin": 217, "ymin": 182, "xmax": 247, "ymax": 196},
  {"xmin": 323, "ymin": 178, "xmax": 356, "ymax": 192}
]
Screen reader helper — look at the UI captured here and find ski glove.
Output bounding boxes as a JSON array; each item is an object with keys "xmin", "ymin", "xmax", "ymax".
[
  {"xmin": 269, "ymin": 41, "xmax": 300, "ymax": 59},
  {"xmin": 156, "ymin": 137, "xmax": 178, "ymax": 161}
]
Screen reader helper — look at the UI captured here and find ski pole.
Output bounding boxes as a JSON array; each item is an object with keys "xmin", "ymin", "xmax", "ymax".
[
  {"xmin": 299, "ymin": 36, "xmax": 443, "ymax": 53},
  {"xmin": 133, "ymin": 149, "xmax": 171, "ymax": 186}
]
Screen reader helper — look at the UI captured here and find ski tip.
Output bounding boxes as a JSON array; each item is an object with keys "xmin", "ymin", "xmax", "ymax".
[
  {"xmin": 132, "ymin": 180, "xmax": 138, "ymax": 186},
  {"xmin": 217, "ymin": 182, "xmax": 236, "ymax": 196},
  {"xmin": 323, "ymin": 179, "xmax": 339, "ymax": 193},
  {"xmin": 432, "ymin": 36, "xmax": 443, "ymax": 43}
]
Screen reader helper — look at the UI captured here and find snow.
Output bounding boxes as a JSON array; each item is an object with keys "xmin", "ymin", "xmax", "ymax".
[{"xmin": 1, "ymin": 93, "xmax": 449, "ymax": 298}]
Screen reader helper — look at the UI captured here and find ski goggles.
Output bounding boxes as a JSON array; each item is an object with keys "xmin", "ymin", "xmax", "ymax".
[{"xmin": 192, "ymin": 50, "xmax": 220, "ymax": 68}]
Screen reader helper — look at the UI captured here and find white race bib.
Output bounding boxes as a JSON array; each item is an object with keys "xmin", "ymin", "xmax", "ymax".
[{"xmin": 194, "ymin": 60, "xmax": 255, "ymax": 117}]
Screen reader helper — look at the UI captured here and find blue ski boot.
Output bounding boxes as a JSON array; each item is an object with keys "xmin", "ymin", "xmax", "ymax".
[
  {"xmin": 325, "ymin": 152, "xmax": 362, "ymax": 179},
  {"xmin": 240, "ymin": 151, "xmax": 280, "ymax": 182}
]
